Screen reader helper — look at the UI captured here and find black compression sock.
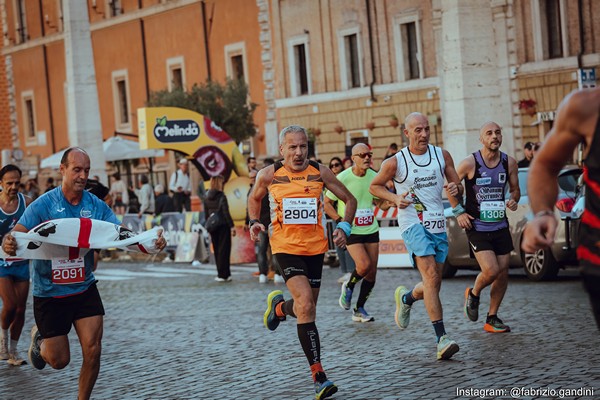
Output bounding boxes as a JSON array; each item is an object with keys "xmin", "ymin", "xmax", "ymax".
[{"xmin": 346, "ymin": 269, "xmax": 363, "ymax": 291}]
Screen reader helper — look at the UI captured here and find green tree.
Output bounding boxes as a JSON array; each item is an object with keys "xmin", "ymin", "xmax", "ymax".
[{"xmin": 147, "ymin": 78, "xmax": 258, "ymax": 144}]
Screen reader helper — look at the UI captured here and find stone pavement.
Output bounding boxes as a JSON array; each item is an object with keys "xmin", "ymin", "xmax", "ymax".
[{"xmin": 1, "ymin": 261, "xmax": 598, "ymax": 399}]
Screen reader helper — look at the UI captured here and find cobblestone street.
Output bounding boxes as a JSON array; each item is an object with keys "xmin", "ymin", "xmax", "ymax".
[{"xmin": 1, "ymin": 261, "xmax": 598, "ymax": 399}]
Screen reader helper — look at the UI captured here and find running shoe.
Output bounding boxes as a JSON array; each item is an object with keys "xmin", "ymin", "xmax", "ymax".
[
  {"xmin": 337, "ymin": 272, "xmax": 351, "ymax": 284},
  {"xmin": 315, "ymin": 379, "xmax": 338, "ymax": 400},
  {"xmin": 263, "ymin": 290, "xmax": 285, "ymax": 331},
  {"xmin": 352, "ymin": 307, "xmax": 374, "ymax": 322},
  {"xmin": 339, "ymin": 281, "xmax": 352, "ymax": 310},
  {"xmin": 0, "ymin": 335, "xmax": 8, "ymax": 360},
  {"xmin": 28, "ymin": 326, "xmax": 46, "ymax": 370},
  {"xmin": 436, "ymin": 335, "xmax": 459, "ymax": 360},
  {"xmin": 7, "ymin": 351, "xmax": 26, "ymax": 366},
  {"xmin": 259, "ymin": 274, "xmax": 267, "ymax": 283},
  {"xmin": 484, "ymin": 315, "xmax": 511, "ymax": 333},
  {"xmin": 214, "ymin": 276, "xmax": 233, "ymax": 282},
  {"xmin": 464, "ymin": 287, "xmax": 479, "ymax": 322},
  {"xmin": 394, "ymin": 286, "xmax": 411, "ymax": 330},
  {"xmin": 274, "ymin": 274, "xmax": 285, "ymax": 284}
]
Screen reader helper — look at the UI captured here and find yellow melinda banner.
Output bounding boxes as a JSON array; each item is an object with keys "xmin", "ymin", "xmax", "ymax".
[{"xmin": 138, "ymin": 107, "xmax": 247, "ymax": 181}]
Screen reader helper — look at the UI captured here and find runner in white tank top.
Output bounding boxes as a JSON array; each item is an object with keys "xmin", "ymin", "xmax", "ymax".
[{"xmin": 369, "ymin": 112, "xmax": 463, "ymax": 360}]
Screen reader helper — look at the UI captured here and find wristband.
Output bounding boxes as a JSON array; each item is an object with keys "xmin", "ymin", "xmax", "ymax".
[
  {"xmin": 534, "ymin": 210, "xmax": 554, "ymax": 218},
  {"xmin": 452, "ymin": 204, "xmax": 466, "ymax": 218},
  {"xmin": 336, "ymin": 221, "xmax": 352, "ymax": 237}
]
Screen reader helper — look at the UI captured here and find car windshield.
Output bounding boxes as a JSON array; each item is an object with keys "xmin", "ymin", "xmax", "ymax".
[{"xmin": 516, "ymin": 167, "xmax": 582, "ymax": 199}]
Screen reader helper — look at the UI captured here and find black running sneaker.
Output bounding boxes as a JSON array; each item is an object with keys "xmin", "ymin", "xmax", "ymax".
[
  {"xmin": 28, "ymin": 326, "xmax": 46, "ymax": 370},
  {"xmin": 464, "ymin": 287, "xmax": 479, "ymax": 322},
  {"xmin": 484, "ymin": 315, "xmax": 511, "ymax": 333},
  {"xmin": 263, "ymin": 290, "xmax": 285, "ymax": 331}
]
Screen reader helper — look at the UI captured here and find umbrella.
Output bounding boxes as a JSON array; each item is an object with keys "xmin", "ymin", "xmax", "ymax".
[
  {"xmin": 103, "ymin": 137, "xmax": 164, "ymax": 162},
  {"xmin": 40, "ymin": 137, "xmax": 165, "ymax": 169}
]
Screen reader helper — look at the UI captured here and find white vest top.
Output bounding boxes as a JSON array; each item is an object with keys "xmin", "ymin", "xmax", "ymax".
[{"xmin": 393, "ymin": 145, "xmax": 446, "ymax": 235}]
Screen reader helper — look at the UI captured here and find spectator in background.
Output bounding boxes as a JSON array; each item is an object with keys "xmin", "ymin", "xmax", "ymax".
[
  {"xmin": 23, "ymin": 177, "xmax": 39, "ymax": 201},
  {"xmin": 154, "ymin": 184, "xmax": 175, "ymax": 216},
  {"xmin": 327, "ymin": 156, "xmax": 356, "ymax": 284},
  {"xmin": 204, "ymin": 175, "xmax": 235, "ymax": 282},
  {"xmin": 533, "ymin": 142, "xmax": 542, "ymax": 158},
  {"xmin": 44, "ymin": 177, "xmax": 56, "ymax": 193},
  {"xmin": 169, "ymin": 158, "xmax": 191, "ymax": 212},
  {"xmin": 109, "ymin": 172, "xmax": 128, "ymax": 215},
  {"xmin": 517, "ymin": 141, "xmax": 534, "ymax": 168},
  {"xmin": 247, "ymin": 157, "xmax": 258, "ymax": 173},
  {"xmin": 343, "ymin": 156, "xmax": 353, "ymax": 170},
  {"xmin": 137, "ymin": 174, "xmax": 155, "ymax": 218},
  {"xmin": 384, "ymin": 143, "xmax": 399, "ymax": 160}
]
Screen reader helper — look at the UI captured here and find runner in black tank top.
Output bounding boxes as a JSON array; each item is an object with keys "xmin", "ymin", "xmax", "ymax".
[{"xmin": 523, "ymin": 87, "xmax": 600, "ymax": 329}]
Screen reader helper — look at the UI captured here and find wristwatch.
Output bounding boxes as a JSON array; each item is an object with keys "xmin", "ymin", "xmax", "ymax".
[{"xmin": 248, "ymin": 219, "xmax": 260, "ymax": 227}]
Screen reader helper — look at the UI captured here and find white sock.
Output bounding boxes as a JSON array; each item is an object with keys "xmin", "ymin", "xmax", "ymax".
[{"xmin": 10, "ymin": 339, "xmax": 18, "ymax": 354}]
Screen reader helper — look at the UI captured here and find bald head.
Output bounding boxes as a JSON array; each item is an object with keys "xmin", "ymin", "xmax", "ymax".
[
  {"xmin": 479, "ymin": 120, "xmax": 503, "ymax": 151},
  {"xmin": 479, "ymin": 121, "xmax": 501, "ymax": 137},
  {"xmin": 405, "ymin": 112, "xmax": 427, "ymax": 128},
  {"xmin": 352, "ymin": 143, "xmax": 370, "ymax": 155}
]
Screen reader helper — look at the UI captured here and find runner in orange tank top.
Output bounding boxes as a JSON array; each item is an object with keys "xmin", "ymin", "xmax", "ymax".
[{"xmin": 248, "ymin": 125, "xmax": 356, "ymax": 400}]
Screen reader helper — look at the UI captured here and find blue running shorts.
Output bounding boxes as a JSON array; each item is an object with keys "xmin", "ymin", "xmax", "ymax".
[
  {"xmin": 401, "ymin": 224, "xmax": 448, "ymax": 268},
  {"xmin": 0, "ymin": 260, "xmax": 30, "ymax": 281}
]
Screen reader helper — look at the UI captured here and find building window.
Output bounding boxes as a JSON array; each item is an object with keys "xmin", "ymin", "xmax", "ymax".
[
  {"xmin": 166, "ymin": 56, "xmax": 186, "ymax": 91},
  {"xmin": 532, "ymin": 0, "xmax": 568, "ymax": 61},
  {"xmin": 21, "ymin": 91, "xmax": 36, "ymax": 144},
  {"xmin": 107, "ymin": 0, "xmax": 122, "ymax": 17},
  {"xmin": 15, "ymin": 0, "xmax": 28, "ymax": 44},
  {"xmin": 393, "ymin": 10, "xmax": 424, "ymax": 82},
  {"xmin": 112, "ymin": 70, "xmax": 131, "ymax": 131},
  {"xmin": 225, "ymin": 42, "xmax": 248, "ymax": 83},
  {"xmin": 287, "ymin": 35, "xmax": 311, "ymax": 97},
  {"xmin": 544, "ymin": 0, "xmax": 562, "ymax": 58},
  {"xmin": 338, "ymin": 28, "xmax": 364, "ymax": 90}
]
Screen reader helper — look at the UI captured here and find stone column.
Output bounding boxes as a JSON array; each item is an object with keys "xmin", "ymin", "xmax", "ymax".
[
  {"xmin": 435, "ymin": 0, "xmax": 515, "ymax": 162},
  {"xmin": 63, "ymin": 0, "xmax": 106, "ymax": 181}
]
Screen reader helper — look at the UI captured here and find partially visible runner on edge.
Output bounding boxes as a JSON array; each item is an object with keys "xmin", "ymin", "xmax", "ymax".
[
  {"xmin": 1, "ymin": 147, "xmax": 167, "ymax": 400},
  {"xmin": 0, "ymin": 165, "xmax": 33, "ymax": 366},
  {"xmin": 247, "ymin": 125, "xmax": 357, "ymax": 400},
  {"xmin": 370, "ymin": 112, "xmax": 463, "ymax": 360},
  {"xmin": 448, "ymin": 121, "xmax": 520, "ymax": 333},
  {"xmin": 325, "ymin": 143, "xmax": 387, "ymax": 322},
  {"xmin": 522, "ymin": 87, "xmax": 600, "ymax": 329}
]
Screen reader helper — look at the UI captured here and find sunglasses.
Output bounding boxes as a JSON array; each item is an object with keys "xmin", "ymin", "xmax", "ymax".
[
  {"xmin": 330, "ymin": 163, "xmax": 341, "ymax": 168},
  {"xmin": 353, "ymin": 152, "xmax": 373, "ymax": 159}
]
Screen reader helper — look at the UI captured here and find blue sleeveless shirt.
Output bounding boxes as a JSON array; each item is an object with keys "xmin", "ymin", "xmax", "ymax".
[
  {"xmin": 0, "ymin": 192, "xmax": 28, "ymax": 268},
  {"xmin": 465, "ymin": 151, "xmax": 509, "ymax": 232}
]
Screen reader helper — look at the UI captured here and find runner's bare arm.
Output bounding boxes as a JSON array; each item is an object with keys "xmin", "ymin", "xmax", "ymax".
[
  {"xmin": 443, "ymin": 149, "xmax": 463, "ymax": 200},
  {"xmin": 506, "ymin": 156, "xmax": 520, "ymax": 211},
  {"xmin": 2, "ymin": 223, "xmax": 28, "ymax": 256},
  {"xmin": 323, "ymin": 196, "xmax": 341, "ymax": 221},
  {"xmin": 247, "ymin": 166, "xmax": 273, "ymax": 239},
  {"xmin": 321, "ymin": 166, "xmax": 356, "ymax": 223},
  {"xmin": 446, "ymin": 155, "xmax": 473, "ymax": 208},
  {"xmin": 370, "ymin": 157, "xmax": 406, "ymax": 208}
]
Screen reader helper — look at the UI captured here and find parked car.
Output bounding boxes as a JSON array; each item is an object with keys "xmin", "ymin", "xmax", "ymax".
[{"xmin": 443, "ymin": 167, "xmax": 582, "ymax": 281}]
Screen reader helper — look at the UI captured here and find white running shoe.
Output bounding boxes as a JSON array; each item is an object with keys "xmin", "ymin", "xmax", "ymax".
[
  {"xmin": 337, "ymin": 272, "xmax": 352, "ymax": 284},
  {"xmin": 259, "ymin": 274, "xmax": 268, "ymax": 283},
  {"xmin": 274, "ymin": 274, "xmax": 285, "ymax": 284},
  {"xmin": 0, "ymin": 336, "xmax": 8, "ymax": 360},
  {"xmin": 7, "ymin": 352, "xmax": 25, "ymax": 366},
  {"xmin": 437, "ymin": 335, "xmax": 459, "ymax": 360}
]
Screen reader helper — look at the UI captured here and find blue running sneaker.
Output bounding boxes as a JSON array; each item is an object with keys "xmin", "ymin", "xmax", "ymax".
[
  {"xmin": 28, "ymin": 325, "xmax": 46, "ymax": 370},
  {"xmin": 352, "ymin": 307, "xmax": 374, "ymax": 322},
  {"xmin": 315, "ymin": 379, "xmax": 338, "ymax": 400},
  {"xmin": 263, "ymin": 290, "xmax": 285, "ymax": 331},
  {"xmin": 339, "ymin": 281, "xmax": 352, "ymax": 310}
]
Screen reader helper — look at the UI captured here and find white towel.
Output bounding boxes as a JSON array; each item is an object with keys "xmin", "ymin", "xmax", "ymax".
[{"xmin": 1, "ymin": 218, "xmax": 164, "ymax": 261}]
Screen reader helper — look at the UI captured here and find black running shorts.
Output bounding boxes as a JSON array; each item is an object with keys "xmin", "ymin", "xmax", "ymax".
[
  {"xmin": 347, "ymin": 231, "xmax": 380, "ymax": 246},
  {"xmin": 33, "ymin": 282, "xmax": 105, "ymax": 338},
  {"xmin": 466, "ymin": 227, "xmax": 513, "ymax": 255},
  {"xmin": 274, "ymin": 253, "xmax": 325, "ymax": 288}
]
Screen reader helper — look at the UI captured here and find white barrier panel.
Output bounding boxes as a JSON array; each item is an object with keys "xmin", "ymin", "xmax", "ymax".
[{"xmin": 378, "ymin": 227, "xmax": 413, "ymax": 269}]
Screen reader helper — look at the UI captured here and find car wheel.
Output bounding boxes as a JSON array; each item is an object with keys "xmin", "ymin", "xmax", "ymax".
[
  {"xmin": 442, "ymin": 260, "xmax": 457, "ymax": 279},
  {"xmin": 521, "ymin": 248, "xmax": 559, "ymax": 281}
]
